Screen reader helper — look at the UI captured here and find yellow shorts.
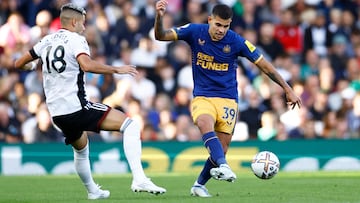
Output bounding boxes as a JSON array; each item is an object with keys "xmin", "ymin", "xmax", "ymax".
[{"xmin": 191, "ymin": 97, "xmax": 238, "ymax": 134}]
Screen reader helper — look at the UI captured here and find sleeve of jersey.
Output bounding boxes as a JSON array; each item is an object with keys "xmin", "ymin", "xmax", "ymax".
[
  {"xmin": 238, "ymin": 37, "xmax": 263, "ymax": 64},
  {"xmin": 174, "ymin": 23, "xmax": 193, "ymax": 41},
  {"xmin": 73, "ymin": 36, "xmax": 91, "ymax": 58},
  {"xmin": 32, "ymin": 39, "xmax": 45, "ymax": 57}
]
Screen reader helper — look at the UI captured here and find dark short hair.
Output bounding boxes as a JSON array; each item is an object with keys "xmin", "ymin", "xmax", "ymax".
[
  {"xmin": 212, "ymin": 4, "xmax": 233, "ymax": 19},
  {"xmin": 61, "ymin": 3, "xmax": 86, "ymax": 15}
]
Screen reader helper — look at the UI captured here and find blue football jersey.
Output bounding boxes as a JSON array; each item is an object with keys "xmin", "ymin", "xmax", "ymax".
[{"xmin": 173, "ymin": 23, "xmax": 263, "ymax": 101}]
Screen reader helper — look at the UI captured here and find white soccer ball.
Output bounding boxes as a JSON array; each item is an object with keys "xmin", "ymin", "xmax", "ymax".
[{"xmin": 251, "ymin": 151, "xmax": 280, "ymax": 179}]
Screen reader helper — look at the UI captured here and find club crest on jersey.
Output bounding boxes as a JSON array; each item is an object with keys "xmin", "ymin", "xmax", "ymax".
[
  {"xmin": 198, "ymin": 38, "xmax": 205, "ymax": 46},
  {"xmin": 223, "ymin": 45, "xmax": 231, "ymax": 53}
]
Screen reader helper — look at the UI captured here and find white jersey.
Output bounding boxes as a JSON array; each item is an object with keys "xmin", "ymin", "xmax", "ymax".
[{"xmin": 33, "ymin": 29, "xmax": 91, "ymax": 117}]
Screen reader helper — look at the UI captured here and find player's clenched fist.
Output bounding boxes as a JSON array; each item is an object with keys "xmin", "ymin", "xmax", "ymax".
[{"xmin": 156, "ymin": 0, "xmax": 167, "ymax": 16}]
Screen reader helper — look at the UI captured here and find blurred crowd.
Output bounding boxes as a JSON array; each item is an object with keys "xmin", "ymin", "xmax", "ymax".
[{"xmin": 0, "ymin": 0, "xmax": 359, "ymax": 144}]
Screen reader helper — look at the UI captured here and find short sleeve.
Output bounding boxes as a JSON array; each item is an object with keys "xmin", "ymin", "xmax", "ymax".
[
  {"xmin": 72, "ymin": 35, "xmax": 90, "ymax": 57},
  {"xmin": 174, "ymin": 23, "xmax": 193, "ymax": 41},
  {"xmin": 33, "ymin": 38, "xmax": 48, "ymax": 57},
  {"xmin": 237, "ymin": 35, "xmax": 262, "ymax": 63}
]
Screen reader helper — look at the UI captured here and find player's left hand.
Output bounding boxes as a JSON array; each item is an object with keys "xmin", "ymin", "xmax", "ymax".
[
  {"xmin": 156, "ymin": 0, "xmax": 167, "ymax": 16},
  {"xmin": 115, "ymin": 65, "xmax": 138, "ymax": 76},
  {"xmin": 285, "ymin": 91, "xmax": 302, "ymax": 109}
]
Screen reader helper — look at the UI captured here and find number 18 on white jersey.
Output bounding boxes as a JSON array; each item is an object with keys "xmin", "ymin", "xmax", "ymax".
[{"xmin": 33, "ymin": 29, "xmax": 91, "ymax": 117}]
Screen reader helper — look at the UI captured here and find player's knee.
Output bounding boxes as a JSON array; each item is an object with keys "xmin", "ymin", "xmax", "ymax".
[{"xmin": 196, "ymin": 116, "xmax": 214, "ymax": 132}]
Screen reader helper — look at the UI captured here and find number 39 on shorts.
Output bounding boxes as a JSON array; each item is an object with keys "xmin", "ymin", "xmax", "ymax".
[{"xmin": 222, "ymin": 106, "xmax": 237, "ymax": 124}]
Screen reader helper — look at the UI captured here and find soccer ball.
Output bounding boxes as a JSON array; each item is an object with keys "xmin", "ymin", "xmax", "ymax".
[{"xmin": 251, "ymin": 151, "xmax": 280, "ymax": 179}]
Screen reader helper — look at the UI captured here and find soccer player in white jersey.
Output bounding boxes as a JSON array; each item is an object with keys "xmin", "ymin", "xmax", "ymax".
[{"xmin": 14, "ymin": 3, "xmax": 166, "ymax": 200}]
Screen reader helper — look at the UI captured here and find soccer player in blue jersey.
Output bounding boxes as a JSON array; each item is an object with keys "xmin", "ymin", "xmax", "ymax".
[{"xmin": 154, "ymin": 0, "xmax": 302, "ymax": 197}]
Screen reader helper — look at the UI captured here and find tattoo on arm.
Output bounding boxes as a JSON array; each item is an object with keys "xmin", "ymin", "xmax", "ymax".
[
  {"xmin": 257, "ymin": 59, "xmax": 288, "ymax": 89},
  {"xmin": 155, "ymin": 15, "xmax": 174, "ymax": 40},
  {"xmin": 267, "ymin": 73, "xmax": 281, "ymax": 86},
  {"xmin": 266, "ymin": 72, "xmax": 285, "ymax": 88},
  {"xmin": 155, "ymin": 15, "xmax": 166, "ymax": 39}
]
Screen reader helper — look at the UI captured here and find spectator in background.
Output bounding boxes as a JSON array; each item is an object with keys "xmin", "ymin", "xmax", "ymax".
[
  {"xmin": 158, "ymin": 107, "xmax": 176, "ymax": 140},
  {"xmin": 257, "ymin": 0, "xmax": 282, "ymax": 24},
  {"xmin": 257, "ymin": 111, "xmax": 278, "ymax": 141},
  {"xmin": 103, "ymin": 0, "xmax": 126, "ymax": 27},
  {"xmin": 102, "ymin": 79, "xmax": 132, "ymax": 109},
  {"xmin": 268, "ymin": 93, "xmax": 288, "ymax": 117},
  {"xmin": 301, "ymin": 74, "xmax": 320, "ymax": 107},
  {"xmin": 300, "ymin": 49, "xmax": 320, "ymax": 81},
  {"xmin": 180, "ymin": 0, "xmax": 208, "ymax": 24},
  {"xmin": 30, "ymin": 10, "xmax": 53, "ymax": 46},
  {"xmin": 339, "ymin": 9, "xmax": 356, "ymax": 44},
  {"xmin": 279, "ymin": 106, "xmax": 306, "ymax": 138},
  {"xmin": 175, "ymin": 114, "xmax": 201, "ymax": 142},
  {"xmin": 0, "ymin": 71, "xmax": 19, "ymax": 101},
  {"xmin": 0, "ymin": 12, "xmax": 31, "ymax": 51},
  {"xmin": 167, "ymin": 41, "xmax": 193, "ymax": 74},
  {"xmin": 327, "ymin": 8, "xmax": 342, "ymax": 34},
  {"xmin": 9, "ymin": 82, "xmax": 32, "ymax": 123},
  {"xmin": 177, "ymin": 63, "xmax": 193, "ymax": 90},
  {"xmin": 0, "ymin": 101, "xmax": 22, "ymax": 143},
  {"xmin": 257, "ymin": 21, "xmax": 285, "ymax": 61},
  {"xmin": 130, "ymin": 36, "xmax": 158, "ymax": 81},
  {"xmin": 155, "ymin": 63, "xmax": 177, "ymax": 98},
  {"xmin": 252, "ymin": 71, "xmax": 276, "ymax": 102},
  {"xmin": 345, "ymin": 58, "xmax": 360, "ymax": 82},
  {"xmin": 271, "ymin": 53, "xmax": 293, "ymax": 86},
  {"xmin": 172, "ymin": 87, "xmax": 192, "ymax": 118},
  {"xmin": 84, "ymin": 24, "xmax": 105, "ymax": 58},
  {"xmin": 318, "ymin": 58, "xmax": 335, "ymax": 93},
  {"xmin": 237, "ymin": 71, "xmax": 252, "ymax": 112},
  {"xmin": 141, "ymin": 122, "xmax": 161, "ymax": 141},
  {"xmin": 24, "ymin": 63, "xmax": 43, "ymax": 95},
  {"xmin": 138, "ymin": 0, "xmax": 157, "ymax": 37},
  {"xmin": 49, "ymin": 0, "xmax": 70, "ymax": 32},
  {"xmin": 329, "ymin": 34, "xmax": 350, "ymax": 82},
  {"xmin": 22, "ymin": 102, "xmax": 64, "ymax": 143},
  {"xmin": 321, "ymin": 110, "xmax": 350, "ymax": 139},
  {"xmin": 303, "ymin": 9, "xmax": 333, "ymax": 58},
  {"xmin": 0, "ymin": 12, "xmax": 31, "ymax": 73},
  {"xmin": 274, "ymin": 9, "xmax": 303, "ymax": 62},
  {"xmin": 98, "ymin": 73, "xmax": 116, "ymax": 101},
  {"xmin": 112, "ymin": 47, "xmax": 133, "ymax": 81},
  {"xmin": 128, "ymin": 67, "xmax": 156, "ymax": 110},
  {"xmin": 147, "ymin": 93, "xmax": 173, "ymax": 132},
  {"xmin": 347, "ymin": 93, "xmax": 360, "ymax": 138},
  {"xmin": 308, "ymin": 90, "xmax": 331, "ymax": 132},
  {"xmin": 94, "ymin": 13, "xmax": 114, "ymax": 59},
  {"xmin": 231, "ymin": 0, "xmax": 262, "ymax": 34},
  {"xmin": 0, "ymin": 0, "xmax": 13, "ymax": 25},
  {"xmin": 112, "ymin": 0, "xmax": 143, "ymax": 51},
  {"xmin": 239, "ymin": 89, "xmax": 267, "ymax": 139}
]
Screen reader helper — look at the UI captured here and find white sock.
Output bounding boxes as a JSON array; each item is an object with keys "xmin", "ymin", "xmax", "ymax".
[
  {"xmin": 121, "ymin": 118, "xmax": 147, "ymax": 183},
  {"xmin": 73, "ymin": 142, "xmax": 97, "ymax": 193}
]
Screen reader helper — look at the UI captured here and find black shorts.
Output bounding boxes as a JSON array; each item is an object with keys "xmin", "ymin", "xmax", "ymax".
[{"xmin": 52, "ymin": 102, "xmax": 111, "ymax": 145}]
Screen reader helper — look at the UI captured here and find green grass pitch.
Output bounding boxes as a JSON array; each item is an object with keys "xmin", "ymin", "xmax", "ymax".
[{"xmin": 0, "ymin": 171, "xmax": 359, "ymax": 203}]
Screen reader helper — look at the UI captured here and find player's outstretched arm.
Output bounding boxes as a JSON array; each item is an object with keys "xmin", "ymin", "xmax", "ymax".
[
  {"xmin": 255, "ymin": 57, "xmax": 302, "ymax": 109},
  {"xmin": 154, "ymin": 0, "xmax": 176, "ymax": 41},
  {"xmin": 14, "ymin": 51, "xmax": 38, "ymax": 71},
  {"xmin": 77, "ymin": 54, "xmax": 138, "ymax": 76}
]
